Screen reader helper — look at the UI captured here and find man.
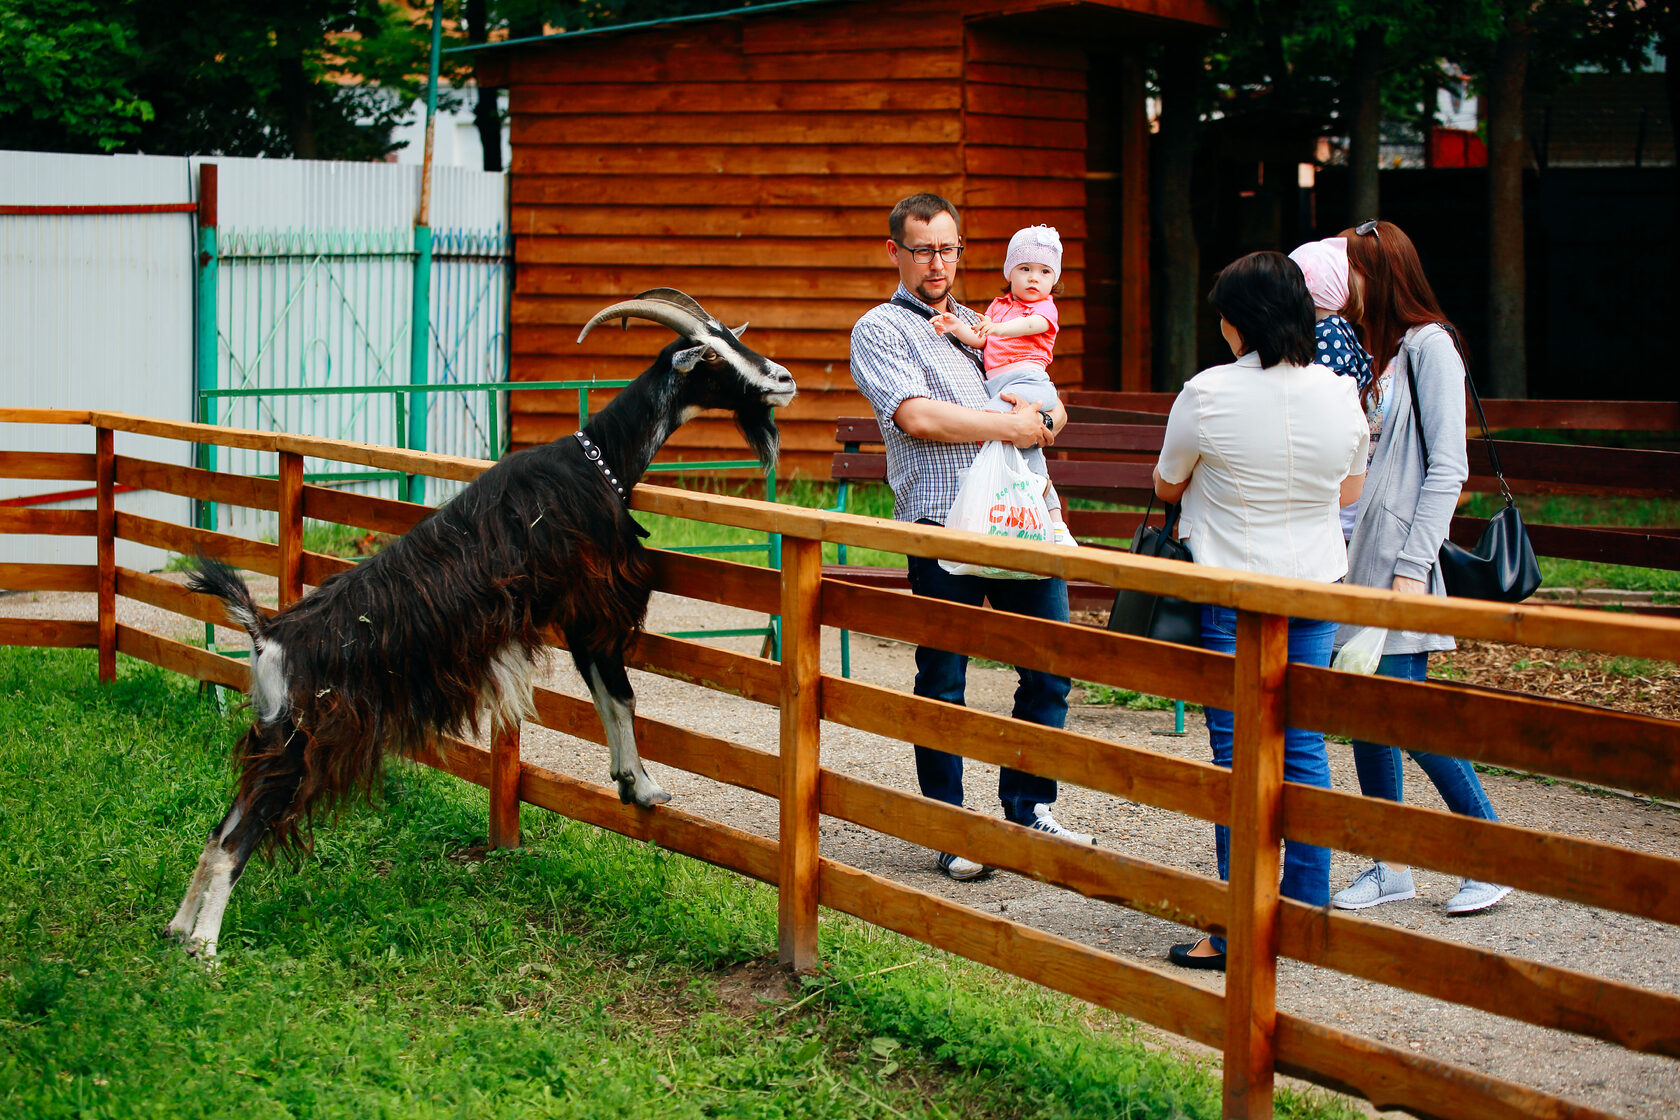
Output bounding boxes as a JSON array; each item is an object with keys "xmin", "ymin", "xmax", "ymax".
[{"xmin": 849, "ymin": 193, "xmax": 1092, "ymax": 882}]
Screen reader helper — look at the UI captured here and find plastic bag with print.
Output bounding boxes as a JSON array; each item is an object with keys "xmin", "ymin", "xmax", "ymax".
[{"xmin": 939, "ymin": 441, "xmax": 1052, "ymax": 579}]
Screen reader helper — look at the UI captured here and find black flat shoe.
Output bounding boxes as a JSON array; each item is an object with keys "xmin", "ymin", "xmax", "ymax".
[{"xmin": 1167, "ymin": 938, "xmax": 1226, "ymax": 971}]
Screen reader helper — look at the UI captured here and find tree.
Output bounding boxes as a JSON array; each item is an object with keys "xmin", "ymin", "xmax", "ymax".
[
  {"xmin": 0, "ymin": 1, "xmax": 452, "ymax": 160},
  {"xmin": 0, "ymin": 0, "xmax": 153, "ymax": 152}
]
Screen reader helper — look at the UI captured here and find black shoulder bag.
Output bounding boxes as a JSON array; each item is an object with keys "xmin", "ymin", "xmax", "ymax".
[
  {"xmin": 1107, "ymin": 493, "xmax": 1202, "ymax": 645},
  {"xmin": 1404, "ymin": 332, "xmax": 1541, "ymax": 603}
]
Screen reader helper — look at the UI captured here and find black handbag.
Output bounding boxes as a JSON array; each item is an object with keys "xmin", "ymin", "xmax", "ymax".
[
  {"xmin": 1404, "ymin": 334, "xmax": 1541, "ymax": 603},
  {"xmin": 1107, "ymin": 495, "xmax": 1202, "ymax": 645}
]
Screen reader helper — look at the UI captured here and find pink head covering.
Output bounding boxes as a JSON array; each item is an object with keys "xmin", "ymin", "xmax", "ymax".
[{"xmin": 1289, "ymin": 237, "xmax": 1350, "ymax": 313}]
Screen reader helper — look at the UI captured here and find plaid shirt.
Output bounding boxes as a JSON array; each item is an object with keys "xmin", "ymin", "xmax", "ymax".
[{"xmin": 849, "ymin": 285, "xmax": 991, "ymax": 525}]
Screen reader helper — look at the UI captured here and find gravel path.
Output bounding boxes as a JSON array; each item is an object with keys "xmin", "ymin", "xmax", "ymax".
[{"xmin": 5, "ymin": 581, "xmax": 1677, "ymax": 1118}]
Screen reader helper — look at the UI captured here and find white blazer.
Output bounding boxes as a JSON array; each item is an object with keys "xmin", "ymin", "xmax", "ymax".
[{"xmin": 1156, "ymin": 352, "xmax": 1368, "ymax": 583}]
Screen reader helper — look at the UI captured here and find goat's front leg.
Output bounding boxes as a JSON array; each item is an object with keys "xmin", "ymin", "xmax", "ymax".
[{"xmin": 577, "ymin": 651, "xmax": 669, "ymax": 808}]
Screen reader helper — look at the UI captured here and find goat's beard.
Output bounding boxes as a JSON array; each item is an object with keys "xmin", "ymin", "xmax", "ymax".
[{"xmin": 736, "ymin": 402, "xmax": 780, "ymax": 470}]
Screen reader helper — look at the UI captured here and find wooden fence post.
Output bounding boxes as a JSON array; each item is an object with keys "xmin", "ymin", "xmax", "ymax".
[
  {"xmin": 1224, "ymin": 609, "xmax": 1288, "ymax": 1119},
  {"xmin": 488, "ymin": 721, "xmax": 521, "ymax": 849},
  {"xmin": 96, "ymin": 427, "xmax": 115, "ymax": 683},
  {"xmin": 778, "ymin": 535, "xmax": 822, "ymax": 971},
  {"xmin": 277, "ymin": 449, "xmax": 304, "ymax": 608}
]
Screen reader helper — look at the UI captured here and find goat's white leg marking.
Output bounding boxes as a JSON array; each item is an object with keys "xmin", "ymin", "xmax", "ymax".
[
  {"xmin": 586, "ymin": 663, "xmax": 668, "ymax": 808},
  {"xmin": 167, "ymin": 836, "xmax": 220, "ymax": 939},
  {"xmin": 186, "ymin": 841, "xmax": 243, "ymax": 960},
  {"xmin": 483, "ymin": 644, "xmax": 537, "ymax": 732},
  {"xmin": 168, "ymin": 804, "xmax": 242, "ymax": 941}
]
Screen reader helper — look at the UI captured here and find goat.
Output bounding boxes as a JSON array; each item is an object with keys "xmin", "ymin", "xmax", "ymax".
[{"xmin": 167, "ymin": 288, "xmax": 797, "ymax": 958}]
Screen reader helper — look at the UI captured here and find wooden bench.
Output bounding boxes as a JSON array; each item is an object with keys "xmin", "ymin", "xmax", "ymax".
[{"xmin": 829, "ymin": 406, "xmax": 1680, "ymax": 607}]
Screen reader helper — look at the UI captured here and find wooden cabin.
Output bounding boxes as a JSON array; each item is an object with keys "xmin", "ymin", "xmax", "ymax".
[{"xmin": 469, "ymin": 0, "xmax": 1224, "ymax": 477}]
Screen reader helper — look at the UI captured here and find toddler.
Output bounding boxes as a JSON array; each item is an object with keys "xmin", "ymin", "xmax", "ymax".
[
  {"xmin": 1289, "ymin": 236, "xmax": 1379, "ymax": 539},
  {"xmin": 933, "ymin": 224, "xmax": 1074, "ymax": 545}
]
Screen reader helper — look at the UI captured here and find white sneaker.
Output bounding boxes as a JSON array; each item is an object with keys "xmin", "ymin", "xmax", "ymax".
[
  {"xmin": 1333, "ymin": 862, "xmax": 1416, "ymax": 910},
  {"xmin": 1028, "ymin": 803, "xmax": 1094, "ymax": 844},
  {"xmin": 937, "ymin": 852, "xmax": 990, "ymax": 881},
  {"xmin": 1445, "ymin": 880, "xmax": 1512, "ymax": 914},
  {"xmin": 1052, "ymin": 524, "xmax": 1078, "ymax": 547}
]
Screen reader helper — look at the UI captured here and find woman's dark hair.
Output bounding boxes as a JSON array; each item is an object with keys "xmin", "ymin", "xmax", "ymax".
[
  {"xmin": 1207, "ymin": 251, "xmax": 1316, "ymax": 368},
  {"xmin": 1341, "ymin": 220, "xmax": 1468, "ymax": 409}
]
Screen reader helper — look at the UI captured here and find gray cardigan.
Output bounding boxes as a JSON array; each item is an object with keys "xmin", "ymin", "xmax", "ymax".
[{"xmin": 1337, "ymin": 324, "xmax": 1469, "ymax": 655}]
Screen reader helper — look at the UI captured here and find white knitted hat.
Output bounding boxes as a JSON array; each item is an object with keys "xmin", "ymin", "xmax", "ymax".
[{"xmin": 1004, "ymin": 225, "xmax": 1062, "ymax": 285}]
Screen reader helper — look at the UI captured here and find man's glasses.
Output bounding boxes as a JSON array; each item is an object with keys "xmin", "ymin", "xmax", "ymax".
[
  {"xmin": 895, "ymin": 241, "xmax": 965, "ymax": 264},
  {"xmin": 1355, "ymin": 219, "xmax": 1381, "ymax": 239}
]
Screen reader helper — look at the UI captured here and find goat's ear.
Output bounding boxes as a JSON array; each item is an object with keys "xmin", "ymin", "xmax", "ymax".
[
  {"xmin": 672, "ymin": 344, "xmax": 713, "ymax": 373},
  {"xmin": 730, "ymin": 322, "xmax": 749, "ymax": 338}
]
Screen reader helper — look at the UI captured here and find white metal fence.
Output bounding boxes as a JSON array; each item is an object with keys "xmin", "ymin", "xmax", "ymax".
[{"xmin": 0, "ymin": 150, "xmax": 509, "ymax": 569}]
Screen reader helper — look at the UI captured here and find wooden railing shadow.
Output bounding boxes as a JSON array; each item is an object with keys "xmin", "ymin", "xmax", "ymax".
[{"xmin": 3, "ymin": 407, "xmax": 1678, "ymax": 1120}]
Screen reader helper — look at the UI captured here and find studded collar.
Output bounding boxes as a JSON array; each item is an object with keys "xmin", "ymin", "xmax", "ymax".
[{"xmin": 574, "ymin": 430, "xmax": 626, "ymax": 503}]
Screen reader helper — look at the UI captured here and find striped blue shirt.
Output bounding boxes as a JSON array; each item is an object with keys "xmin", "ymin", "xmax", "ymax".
[{"xmin": 849, "ymin": 285, "xmax": 990, "ymax": 525}]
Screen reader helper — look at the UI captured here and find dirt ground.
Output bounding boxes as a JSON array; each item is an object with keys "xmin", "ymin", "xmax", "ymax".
[{"xmin": 4, "ymin": 580, "xmax": 1677, "ymax": 1119}]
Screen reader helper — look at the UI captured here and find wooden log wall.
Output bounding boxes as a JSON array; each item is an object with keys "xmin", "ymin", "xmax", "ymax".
[{"xmin": 492, "ymin": 2, "xmax": 1109, "ymax": 478}]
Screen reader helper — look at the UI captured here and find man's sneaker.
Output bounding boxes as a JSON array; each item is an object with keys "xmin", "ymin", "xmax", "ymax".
[
  {"xmin": 1052, "ymin": 524, "xmax": 1078, "ymax": 547},
  {"xmin": 937, "ymin": 852, "xmax": 991, "ymax": 881},
  {"xmin": 1332, "ymin": 862, "xmax": 1416, "ymax": 910},
  {"xmin": 1029, "ymin": 803, "xmax": 1094, "ymax": 844},
  {"xmin": 1445, "ymin": 880, "xmax": 1512, "ymax": 914}
]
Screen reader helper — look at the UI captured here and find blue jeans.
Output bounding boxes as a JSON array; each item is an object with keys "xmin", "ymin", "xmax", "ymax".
[
  {"xmin": 1200, "ymin": 605, "xmax": 1336, "ymax": 950},
  {"xmin": 906, "ymin": 546, "xmax": 1070, "ymax": 825},
  {"xmin": 1350, "ymin": 652, "xmax": 1499, "ymax": 821}
]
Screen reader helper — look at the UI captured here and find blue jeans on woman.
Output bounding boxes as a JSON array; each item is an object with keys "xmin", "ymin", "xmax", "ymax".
[
  {"xmin": 1350, "ymin": 651, "xmax": 1499, "ymax": 820},
  {"xmin": 906, "ymin": 547, "xmax": 1070, "ymax": 824},
  {"xmin": 1200, "ymin": 604, "xmax": 1337, "ymax": 951}
]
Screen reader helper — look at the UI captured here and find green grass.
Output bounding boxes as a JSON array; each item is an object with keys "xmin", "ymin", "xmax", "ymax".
[
  {"xmin": 0, "ymin": 646, "xmax": 1354, "ymax": 1120},
  {"xmin": 1072, "ymin": 683, "xmax": 1191, "ymax": 712},
  {"xmin": 1458, "ymin": 494, "xmax": 1680, "ymax": 593}
]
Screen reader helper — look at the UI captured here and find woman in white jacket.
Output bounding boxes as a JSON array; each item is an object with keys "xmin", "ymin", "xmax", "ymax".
[
  {"xmin": 1153, "ymin": 251, "xmax": 1368, "ymax": 970},
  {"xmin": 1332, "ymin": 220, "xmax": 1510, "ymax": 916}
]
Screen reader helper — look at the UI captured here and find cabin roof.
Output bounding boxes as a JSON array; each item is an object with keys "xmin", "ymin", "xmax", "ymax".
[{"xmin": 448, "ymin": 0, "xmax": 1222, "ymax": 56}]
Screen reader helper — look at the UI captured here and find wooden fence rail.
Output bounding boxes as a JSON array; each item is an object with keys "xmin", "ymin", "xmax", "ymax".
[{"xmin": 3, "ymin": 408, "xmax": 1678, "ymax": 1120}]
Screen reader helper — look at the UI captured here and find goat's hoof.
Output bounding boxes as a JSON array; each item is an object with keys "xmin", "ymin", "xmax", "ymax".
[{"xmin": 633, "ymin": 785, "xmax": 671, "ymax": 809}]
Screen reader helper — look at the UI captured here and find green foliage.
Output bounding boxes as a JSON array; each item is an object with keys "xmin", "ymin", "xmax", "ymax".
[
  {"xmin": 0, "ymin": 0, "xmax": 153, "ymax": 152},
  {"xmin": 1074, "ymin": 683, "xmax": 1189, "ymax": 712},
  {"xmin": 0, "ymin": 0, "xmax": 457, "ymax": 158},
  {"xmin": 0, "ymin": 645, "xmax": 1356, "ymax": 1120}
]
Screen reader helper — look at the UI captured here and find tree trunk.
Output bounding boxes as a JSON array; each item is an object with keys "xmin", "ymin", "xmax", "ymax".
[
  {"xmin": 281, "ymin": 57, "xmax": 317, "ymax": 160},
  {"xmin": 1346, "ymin": 28, "xmax": 1384, "ymax": 227},
  {"xmin": 1486, "ymin": 17, "xmax": 1531, "ymax": 399},
  {"xmin": 465, "ymin": 0, "xmax": 503, "ymax": 172},
  {"xmin": 1153, "ymin": 41, "xmax": 1201, "ymax": 390}
]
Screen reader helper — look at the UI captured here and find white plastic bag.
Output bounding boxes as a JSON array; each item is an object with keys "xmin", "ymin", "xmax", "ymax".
[
  {"xmin": 939, "ymin": 441, "xmax": 1052, "ymax": 579},
  {"xmin": 1332, "ymin": 625, "xmax": 1389, "ymax": 675}
]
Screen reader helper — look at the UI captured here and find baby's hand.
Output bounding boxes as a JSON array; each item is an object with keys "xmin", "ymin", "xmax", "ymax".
[
  {"xmin": 973, "ymin": 320, "xmax": 993, "ymax": 341},
  {"xmin": 930, "ymin": 312, "xmax": 959, "ymax": 337}
]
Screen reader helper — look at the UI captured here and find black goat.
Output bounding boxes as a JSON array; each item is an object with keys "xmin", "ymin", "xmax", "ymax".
[{"xmin": 167, "ymin": 289, "xmax": 796, "ymax": 958}]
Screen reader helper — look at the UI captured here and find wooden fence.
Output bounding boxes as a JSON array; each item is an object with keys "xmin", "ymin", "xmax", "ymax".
[{"xmin": 3, "ymin": 408, "xmax": 1679, "ymax": 1120}]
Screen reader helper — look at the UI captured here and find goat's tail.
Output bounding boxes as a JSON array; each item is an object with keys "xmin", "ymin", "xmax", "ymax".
[{"xmin": 188, "ymin": 556, "xmax": 270, "ymax": 645}]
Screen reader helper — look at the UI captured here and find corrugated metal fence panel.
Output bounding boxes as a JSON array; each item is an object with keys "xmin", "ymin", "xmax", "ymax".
[
  {"xmin": 197, "ymin": 156, "xmax": 421, "ymax": 230},
  {"xmin": 0, "ymin": 153, "xmax": 508, "ymax": 565},
  {"xmin": 0, "ymin": 151, "xmax": 195, "ymax": 573},
  {"xmin": 204, "ymin": 159, "xmax": 509, "ymax": 537}
]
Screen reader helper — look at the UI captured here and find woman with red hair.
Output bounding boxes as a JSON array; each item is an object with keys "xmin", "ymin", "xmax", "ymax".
[{"xmin": 1333, "ymin": 220, "xmax": 1510, "ymax": 916}]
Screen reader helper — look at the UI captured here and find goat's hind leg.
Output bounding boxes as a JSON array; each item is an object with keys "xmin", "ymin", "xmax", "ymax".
[
  {"xmin": 575, "ymin": 648, "xmax": 669, "ymax": 808},
  {"xmin": 171, "ymin": 724, "xmax": 299, "ymax": 959},
  {"xmin": 166, "ymin": 802, "xmax": 240, "ymax": 942}
]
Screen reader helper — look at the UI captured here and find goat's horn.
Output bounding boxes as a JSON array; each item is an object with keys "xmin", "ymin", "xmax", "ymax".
[
  {"xmin": 632, "ymin": 287, "xmax": 716, "ymax": 324},
  {"xmin": 577, "ymin": 297, "xmax": 707, "ymax": 344}
]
